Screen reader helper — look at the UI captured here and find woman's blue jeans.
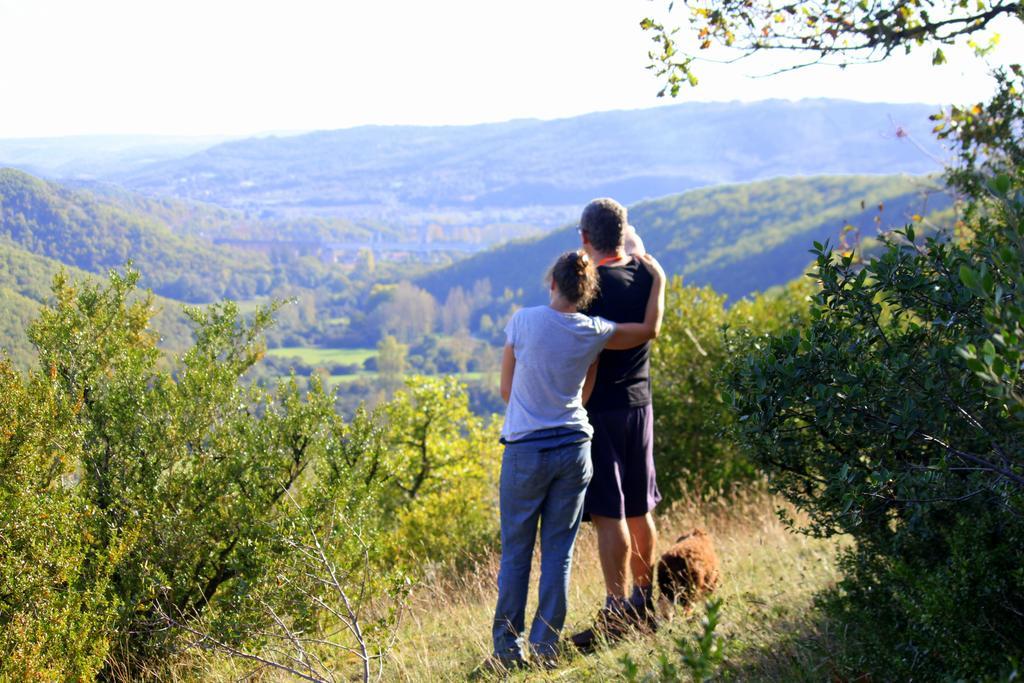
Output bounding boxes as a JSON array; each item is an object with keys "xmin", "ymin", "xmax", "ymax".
[{"xmin": 492, "ymin": 432, "xmax": 592, "ymax": 660}]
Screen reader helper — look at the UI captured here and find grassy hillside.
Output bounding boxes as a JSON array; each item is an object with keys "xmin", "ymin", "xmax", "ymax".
[
  {"xmin": 113, "ymin": 100, "xmax": 945, "ymax": 227},
  {"xmin": 0, "ymin": 239, "xmax": 195, "ymax": 369},
  {"xmin": 416, "ymin": 174, "xmax": 952, "ymax": 305}
]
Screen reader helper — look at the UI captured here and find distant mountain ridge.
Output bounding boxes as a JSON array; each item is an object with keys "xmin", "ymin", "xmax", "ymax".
[
  {"xmin": 0, "ymin": 134, "xmax": 234, "ymax": 178},
  {"xmin": 109, "ymin": 99, "xmax": 946, "ymax": 229}
]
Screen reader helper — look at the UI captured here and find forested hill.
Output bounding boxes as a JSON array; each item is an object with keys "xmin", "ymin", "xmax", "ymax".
[
  {"xmin": 0, "ymin": 168, "xmax": 269, "ymax": 302},
  {"xmin": 112, "ymin": 100, "xmax": 943, "ymax": 224},
  {"xmin": 415, "ymin": 174, "xmax": 952, "ymax": 305},
  {"xmin": 0, "ymin": 239, "xmax": 195, "ymax": 369},
  {"xmin": 0, "ymin": 168, "xmax": 361, "ymax": 304}
]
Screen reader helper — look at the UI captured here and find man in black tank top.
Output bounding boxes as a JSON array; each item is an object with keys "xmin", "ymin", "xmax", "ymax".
[{"xmin": 571, "ymin": 198, "xmax": 662, "ymax": 650}]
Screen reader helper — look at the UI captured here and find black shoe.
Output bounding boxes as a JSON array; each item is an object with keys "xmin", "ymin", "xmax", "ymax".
[
  {"xmin": 469, "ymin": 655, "xmax": 529, "ymax": 679},
  {"xmin": 629, "ymin": 600, "xmax": 659, "ymax": 633},
  {"xmin": 569, "ymin": 607, "xmax": 633, "ymax": 653}
]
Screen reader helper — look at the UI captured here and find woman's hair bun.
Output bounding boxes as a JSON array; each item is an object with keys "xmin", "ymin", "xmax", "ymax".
[
  {"xmin": 548, "ymin": 250, "xmax": 600, "ymax": 310},
  {"xmin": 574, "ymin": 250, "xmax": 589, "ymax": 275}
]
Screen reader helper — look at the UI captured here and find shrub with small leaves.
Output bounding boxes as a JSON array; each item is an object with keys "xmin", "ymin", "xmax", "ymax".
[
  {"xmin": 724, "ymin": 171, "xmax": 1024, "ymax": 678},
  {"xmin": 1, "ymin": 267, "xmax": 504, "ymax": 678},
  {"xmin": 0, "ymin": 359, "xmax": 116, "ymax": 680}
]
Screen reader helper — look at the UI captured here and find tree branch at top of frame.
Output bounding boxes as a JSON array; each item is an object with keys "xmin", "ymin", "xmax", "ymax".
[{"xmin": 642, "ymin": 0, "xmax": 1023, "ymax": 96}]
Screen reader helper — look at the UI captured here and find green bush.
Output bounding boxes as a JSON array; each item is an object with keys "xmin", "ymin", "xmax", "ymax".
[
  {"xmin": 724, "ymin": 173, "xmax": 1024, "ymax": 679},
  {"xmin": 0, "ymin": 268, "xmax": 503, "ymax": 678},
  {"xmin": 650, "ymin": 277, "xmax": 811, "ymax": 499},
  {"xmin": 0, "ymin": 361, "xmax": 116, "ymax": 680},
  {"xmin": 375, "ymin": 376, "xmax": 501, "ymax": 566}
]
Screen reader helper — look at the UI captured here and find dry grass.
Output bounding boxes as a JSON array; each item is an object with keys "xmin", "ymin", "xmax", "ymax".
[
  {"xmin": 389, "ymin": 490, "xmax": 847, "ymax": 682},
  {"xmin": 161, "ymin": 491, "xmax": 847, "ymax": 681}
]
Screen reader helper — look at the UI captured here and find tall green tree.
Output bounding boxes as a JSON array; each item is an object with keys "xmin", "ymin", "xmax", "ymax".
[{"xmin": 377, "ymin": 334, "xmax": 409, "ymax": 394}]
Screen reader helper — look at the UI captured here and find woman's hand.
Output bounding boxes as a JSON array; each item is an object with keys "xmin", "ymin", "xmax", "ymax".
[{"xmin": 636, "ymin": 253, "xmax": 665, "ymax": 283}]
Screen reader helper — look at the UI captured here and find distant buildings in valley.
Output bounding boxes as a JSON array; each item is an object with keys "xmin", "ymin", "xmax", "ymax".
[{"xmin": 212, "ymin": 236, "xmax": 479, "ymax": 264}]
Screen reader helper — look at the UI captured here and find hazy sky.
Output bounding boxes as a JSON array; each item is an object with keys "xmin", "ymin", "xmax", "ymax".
[{"xmin": 1, "ymin": 0, "xmax": 1019, "ymax": 138}]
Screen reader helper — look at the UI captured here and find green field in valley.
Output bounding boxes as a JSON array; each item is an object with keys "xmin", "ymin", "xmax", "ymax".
[
  {"xmin": 328, "ymin": 370, "xmax": 492, "ymax": 384},
  {"xmin": 267, "ymin": 346, "xmax": 377, "ymax": 366}
]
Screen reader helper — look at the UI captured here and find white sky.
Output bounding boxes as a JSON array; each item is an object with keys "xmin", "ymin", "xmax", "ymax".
[{"xmin": 0, "ymin": 0, "xmax": 1020, "ymax": 138}]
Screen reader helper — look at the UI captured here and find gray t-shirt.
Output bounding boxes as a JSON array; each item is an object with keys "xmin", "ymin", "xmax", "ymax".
[{"xmin": 501, "ymin": 306, "xmax": 616, "ymax": 442}]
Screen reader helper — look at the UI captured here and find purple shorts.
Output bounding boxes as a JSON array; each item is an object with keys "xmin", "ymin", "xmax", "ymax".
[{"xmin": 583, "ymin": 404, "xmax": 661, "ymax": 520}]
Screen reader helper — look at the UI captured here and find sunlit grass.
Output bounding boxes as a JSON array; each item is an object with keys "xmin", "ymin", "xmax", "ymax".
[
  {"xmin": 160, "ymin": 491, "xmax": 848, "ymax": 682},
  {"xmin": 388, "ymin": 490, "xmax": 846, "ymax": 681}
]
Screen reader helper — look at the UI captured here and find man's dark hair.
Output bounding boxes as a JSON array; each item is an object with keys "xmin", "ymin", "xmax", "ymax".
[{"xmin": 580, "ymin": 198, "xmax": 627, "ymax": 253}]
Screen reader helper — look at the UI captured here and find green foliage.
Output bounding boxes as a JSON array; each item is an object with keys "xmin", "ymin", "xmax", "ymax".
[
  {"xmin": 679, "ymin": 598, "xmax": 726, "ymax": 682},
  {"xmin": 0, "ymin": 360, "xmax": 116, "ymax": 680},
  {"xmin": 371, "ymin": 281, "xmax": 438, "ymax": 344},
  {"xmin": 621, "ymin": 598, "xmax": 726, "ymax": 682},
  {"xmin": 639, "ymin": 3, "xmax": 1023, "ymax": 677},
  {"xmin": 0, "ymin": 287, "xmax": 39, "ymax": 369},
  {"xmin": 936, "ymin": 65, "xmax": 1024, "ymax": 196},
  {"xmin": 651, "ymin": 276, "xmax": 811, "ymax": 498},
  {"xmin": 375, "ymin": 376, "xmax": 501, "ymax": 565},
  {"xmin": 724, "ymin": 174, "xmax": 1024, "ymax": 678},
  {"xmin": 957, "ymin": 173, "xmax": 1024, "ymax": 417},
  {"xmin": 0, "ymin": 239, "xmax": 194, "ymax": 368},
  {"xmin": 376, "ymin": 334, "xmax": 409, "ymax": 394},
  {"xmin": 26, "ymin": 270, "xmax": 331, "ymax": 664},
  {"xmin": 0, "ymin": 266, "xmax": 503, "ymax": 677}
]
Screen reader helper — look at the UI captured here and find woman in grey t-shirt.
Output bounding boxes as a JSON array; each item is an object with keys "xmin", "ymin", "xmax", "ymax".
[{"xmin": 486, "ymin": 250, "xmax": 665, "ymax": 670}]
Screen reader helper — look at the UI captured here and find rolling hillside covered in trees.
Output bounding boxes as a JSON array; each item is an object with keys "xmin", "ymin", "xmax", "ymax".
[
  {"xmin": 1, "ymin": 167, "xmax": 950, "ymax": 371},
  {"xmin": 0, "ymin": 168, "xmax": 280, "ymax": 303},
  {"xmin": 416, "ymin": 174, "xmax": 952, "ymax": 306},
  {"xmin": 0, "ymin": 168, "xmax": 390, "ymax": 366},
  {"xmin": 0, "ymin": 239, "xmax": 196, "ymax": 368}
]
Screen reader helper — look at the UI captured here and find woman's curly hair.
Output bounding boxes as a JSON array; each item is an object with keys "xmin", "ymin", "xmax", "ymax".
[{"xmin": 548, "ymin": 250, "xmax": 599, "ymax": 310}]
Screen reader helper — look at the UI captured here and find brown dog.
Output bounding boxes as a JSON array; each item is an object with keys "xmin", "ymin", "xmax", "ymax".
[{"xmin": 656, "ymin": 528, "xmax": 720, "ymax": 607}]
